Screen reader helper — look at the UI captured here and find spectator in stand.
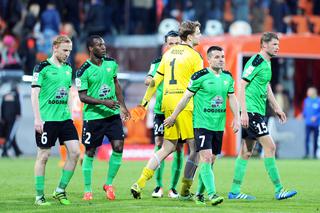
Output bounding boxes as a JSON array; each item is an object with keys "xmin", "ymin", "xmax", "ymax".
[
  {"xmin": 22, "ymin": 3, "xmax": 40, "ymax": 35},
  {"xmin": 84, "ymin": 0, "xmax": 108, "ymax": 36},
  {"xmin": 0, "ymin": 35, "xmax": 22, "ymax": 69},
  {"xmin": 39, "ymin": 1, "xmax": 61, "ymax": 55},
  {"xmin": 232, "ymin": 0, "xmax": 249, "ymax": 21},
  {"xmin": 302, "ymin": 87, "xmax": 320, "ymax": 159},
  {"xmin": 1, "ymin": 82, "xmax": 23, "ymax": 157}
]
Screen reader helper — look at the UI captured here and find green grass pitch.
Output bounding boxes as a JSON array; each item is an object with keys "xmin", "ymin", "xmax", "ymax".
[{"xmin": 0, "ymin": 157, "xmax": 319, "ymax": 213}]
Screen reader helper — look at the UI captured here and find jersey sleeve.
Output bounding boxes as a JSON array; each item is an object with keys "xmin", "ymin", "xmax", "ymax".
[
  {"xmin": 242, "ymin": 55, "xmax": 263, "ymax": 82},
  {"xmin": 187, "ymin": 78, "xmax": 201, "ymax": 93},
  {"xmin": 113, "ymin": 61, "xmax": 119, "ymax": 78},
  {"xmin": 31, "ymin": 61, "xmax": 49, "ymax": 87},
  {"xmin": 228, "ymin": 76, "xmax": 235, "ymax": 94},
  {"xmin": 147, "ymin": 63, "xmax": 156, "ymax": 77},
  {"xmin": 157, "ymin": 59, "xmax": 165, "ymax": 76},
  {"xmin": 76, "ymin": 63, "xmax": 90, "ymax": 91}
]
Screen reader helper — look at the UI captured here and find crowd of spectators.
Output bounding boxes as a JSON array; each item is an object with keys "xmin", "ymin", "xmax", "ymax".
[{"xmin": 0, "ymin": 0, "xmax": 320, "ymax": 74}]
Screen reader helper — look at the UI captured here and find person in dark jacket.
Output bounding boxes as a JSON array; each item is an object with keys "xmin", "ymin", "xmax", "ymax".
[{"xmin": 1, "ymin": 83, "xmax": 22, "ymax": 157}]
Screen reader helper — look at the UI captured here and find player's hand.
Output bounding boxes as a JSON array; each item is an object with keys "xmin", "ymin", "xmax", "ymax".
[
  {"xmin": 120, "ymin": 106, "xmax": 131, "ymax": 121},
  {"xmin": 164, "ymin": 116, "xmax": 176, "ymax": 128},
  {"xmin": 231, "ymin": 118, "xmax": 240, "ymax": 133},
  {"xmin": 103, "ymin": 99, "xmax": 120, "ymax": 110},
  {"xmin": 130, "ymin": 105, "xmax": 147, "ymax": 122},
  {"xmin": 275, "ymin": 108, "xmax": 287, "ymax": 124},
  {"xmin": 34, "ymin": 118, "xmax": 44, "ymax": 134},
  {"xmin": 240, "ymin": 112, "xmax": 249, "ymax": 128}
]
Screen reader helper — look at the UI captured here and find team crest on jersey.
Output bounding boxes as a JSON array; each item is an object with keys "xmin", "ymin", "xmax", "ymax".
[
  {"xmin": 224, "ymin": 80, "xmax": 228, "ymax": 85},
  {"xmin": 211, "ymin": 96, "xmax": 223, "ymax": 108},
  {"xmin": 56, "ymin": 87, "xmax": 68, "ymax": 100},
  {"xmin": 106, "ymin": 67, "xmax": 111, "ymax": 72},
  {"xmin": 99, "ymin": 84, "xmax": 111, "ymax": 97}
]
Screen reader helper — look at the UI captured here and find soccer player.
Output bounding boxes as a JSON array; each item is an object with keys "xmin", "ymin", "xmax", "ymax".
[
  {"xmin": 76, "ymin": 35, "xmax": 130, "ymax": 201},
  {"xmin": 31, "ymin": 35, "xmax": 80, "ymax": 206},
  {"xmin": 131, "ymin": 20, "xmax": 203, "ymax": 199},
  {"xmin": 164, "ymin": 46, "xmax": 240, "ymax": 206},
  {"xmin": 228, "ymin": 32, "xmax": 297, "ymax": 200},
  {"xmin": 145, "ymin": 31, "xmax": 183, "ymax": 198}
]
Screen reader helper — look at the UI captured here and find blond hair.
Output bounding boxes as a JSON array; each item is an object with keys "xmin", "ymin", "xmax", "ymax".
[
  {"xmin": 53, "ymin": 35, "xmax": 72, "ymax": 47},
  {"xmin": 179, "ymin": 20, "xmax": 201, "ymax": 41}
]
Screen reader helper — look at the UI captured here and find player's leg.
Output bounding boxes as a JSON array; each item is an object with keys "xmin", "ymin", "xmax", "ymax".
[
  {"xmin": 81, "ymin": 119, "xmax": 104, "ymax": 200},
  {"xmin": 131, "ymin": 138, "xmax": 177, "ymax": 199},
  {"xmin": 180, "ymin": 138, "xmax": 199, "ymax": 199},
  {"xmin": 34, "ymin": 122, "xmax": 57, "ymax": 205},
  {"xmin": 258, "ymin": 134, "xmax": 297, "ymax": 200},
  {"xmin": 168, "ymin": 141, "xmax": 183, "ymax": 198},
  {"xmin": 179, "ymin": 111, "xmax": 198, "ymax": 199},
  {"xmin": 82, "ymin": 147, "xmax": 96, "ymax": 200},
  {"xmin": 152, "ymin": 114, "xmax": 165, "ymax": 198},
  {"xmin": 103, "ymin": 115, "xmax": 125, "ymax": 200},
  {"xmin": 34, "ymin": 148, "xmax": 51, "ymax": 205},
  {"xmin": 53, "ymin": 120, "xmax": 80, "ymax": 204},
  {"xmin": 131, "ymin": 110, "xmax": 179, "ymax": 199},
  {"xmin": 195, "ymin": 130, "xmax": 224, "ymax": 206},
  {"xmin": 228, "ymin": 138, "xmax": 256, "ymax": 200}
]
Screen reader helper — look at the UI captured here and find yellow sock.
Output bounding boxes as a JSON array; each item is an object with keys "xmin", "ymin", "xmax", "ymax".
[
  {"xmin": 137, "ymin": 167, "xmax": 154, "ymax": 188},
  {"xmin": 180, "ymin": 177, "xmax": 193, "ymax": 196}
]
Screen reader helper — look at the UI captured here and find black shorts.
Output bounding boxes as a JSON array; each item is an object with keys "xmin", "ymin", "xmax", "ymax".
[
  {"xmin": 153, "ymin": 113, "xmax": 165, "ymax": 137},
  {"xmin": 35, "ymin": 119, "xmax": 79, "ymax": 148},
  {"xmin": 241, "ymin": 112, "xmax": 269, "ymax": 140},
  {"xmin": 82, "ymin": 114, "xmax": 124, "ymax": 148},
  {"xmin": 194, "ymin": 128, "xmax": 223, "ymax": 155}
]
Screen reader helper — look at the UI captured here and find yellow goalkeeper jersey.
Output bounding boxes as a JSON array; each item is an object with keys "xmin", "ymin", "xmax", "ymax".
[{"xmin": 142, "ymin": 44, "xmax": 203, "ymax": 111}]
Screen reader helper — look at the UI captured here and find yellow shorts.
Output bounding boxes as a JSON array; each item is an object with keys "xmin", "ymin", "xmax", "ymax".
[{"xmin": 164, "ymin": 110, "xmax": 194, "ymax": 141}]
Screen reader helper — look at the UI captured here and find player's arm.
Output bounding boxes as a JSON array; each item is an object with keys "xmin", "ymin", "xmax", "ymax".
[
  {"xmin": 114, "ymin": 76, "xmax": 130, "ymax": 121},
  {"xmin": 228, "ymin": 93, "xmax": 240, "ymax": 133},
  {"xmin": 267, "ymin": 83, "xmax": 286, "ymax": 123},
  {"xmin": 163, "ymin": 90, "xmax": 194, "ymax": 127},
  {"xmin": 78, "ymin": 90, "xmax": 119, "ymax": 110},
  {"xmin": 31, "ymin": 87, "xmax": 43, "ymax": 134},
  {"xmin": 141, "ymin": 72, "xmax": 163, "ymax": 107},
  {"xmin": 238, "ymin": 79, "xmax": 249, "ymax": 128}
]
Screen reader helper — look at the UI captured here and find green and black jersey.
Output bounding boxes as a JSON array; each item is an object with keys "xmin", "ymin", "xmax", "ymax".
[
  {"xmin": 242, "ymin": 54, "xmax": 271, "ymax": 116},
  {"xmin": 188, "ymin": 68, "xmax": 234, "ymax": 131},
  {"xmin": 31, "ymin": 59, "xmax": 72, "ymax": 121},
  {"xmin": 147, "ymin": 57, "xmax": 163, "ymax": 115},
  {"xmin": 76, "ymin": 57, "xmax": 119, "ymax": 120}
]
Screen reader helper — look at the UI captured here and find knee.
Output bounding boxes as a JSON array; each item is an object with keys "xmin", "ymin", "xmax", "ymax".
[
  {"xmin": 85, "ymin": 148, "xmax": 96, "ymax": 158},
  {"xmin": 154, "ymin": 137, "xmax": 163, "ymax": 147},
  {"xmin": 70, "ymin": 148, "xmax": 81, "ymax": 161},
  {"xmin": 201, "ymin": 155, "xmax": 212, "ymax": 163},
  {"xmin": 265, "ymin": 143, "xmax": 276, "ymax": 154},
  {"xmin": 38, "ymin": 151, "xmax": 50, "ymax": 164},
  {"xmin": 240, "ymin": 151, "xmax": 252, "ymax": 160},
  {"xmin": 112, "ymin": 140, "xmax": 124, "ymax": 153}
]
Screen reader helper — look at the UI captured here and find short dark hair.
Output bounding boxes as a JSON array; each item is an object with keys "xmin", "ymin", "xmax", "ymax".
[
  {"xmin": 164, "ymin": 30, "xmax": 179, "ymax": 42},
  {"xmin": 86, "ymin": 35, "xmax": 103, "ymax": 51},
  {"xmin": 260, "ymin": 32, "xmax": 279, "ymax": 46},
  {"xmin": 179, "ymin": 20, "xmax": 201, "ymax": 41},
  {"xmin": 207, "ymin": 46, "xmax": 223, "ymax": 58}
]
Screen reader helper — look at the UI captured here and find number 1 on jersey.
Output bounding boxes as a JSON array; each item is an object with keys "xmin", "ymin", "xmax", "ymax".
[{"xmin": 169, "ymin": 58, "xmax": 177, "ymax": 85}]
